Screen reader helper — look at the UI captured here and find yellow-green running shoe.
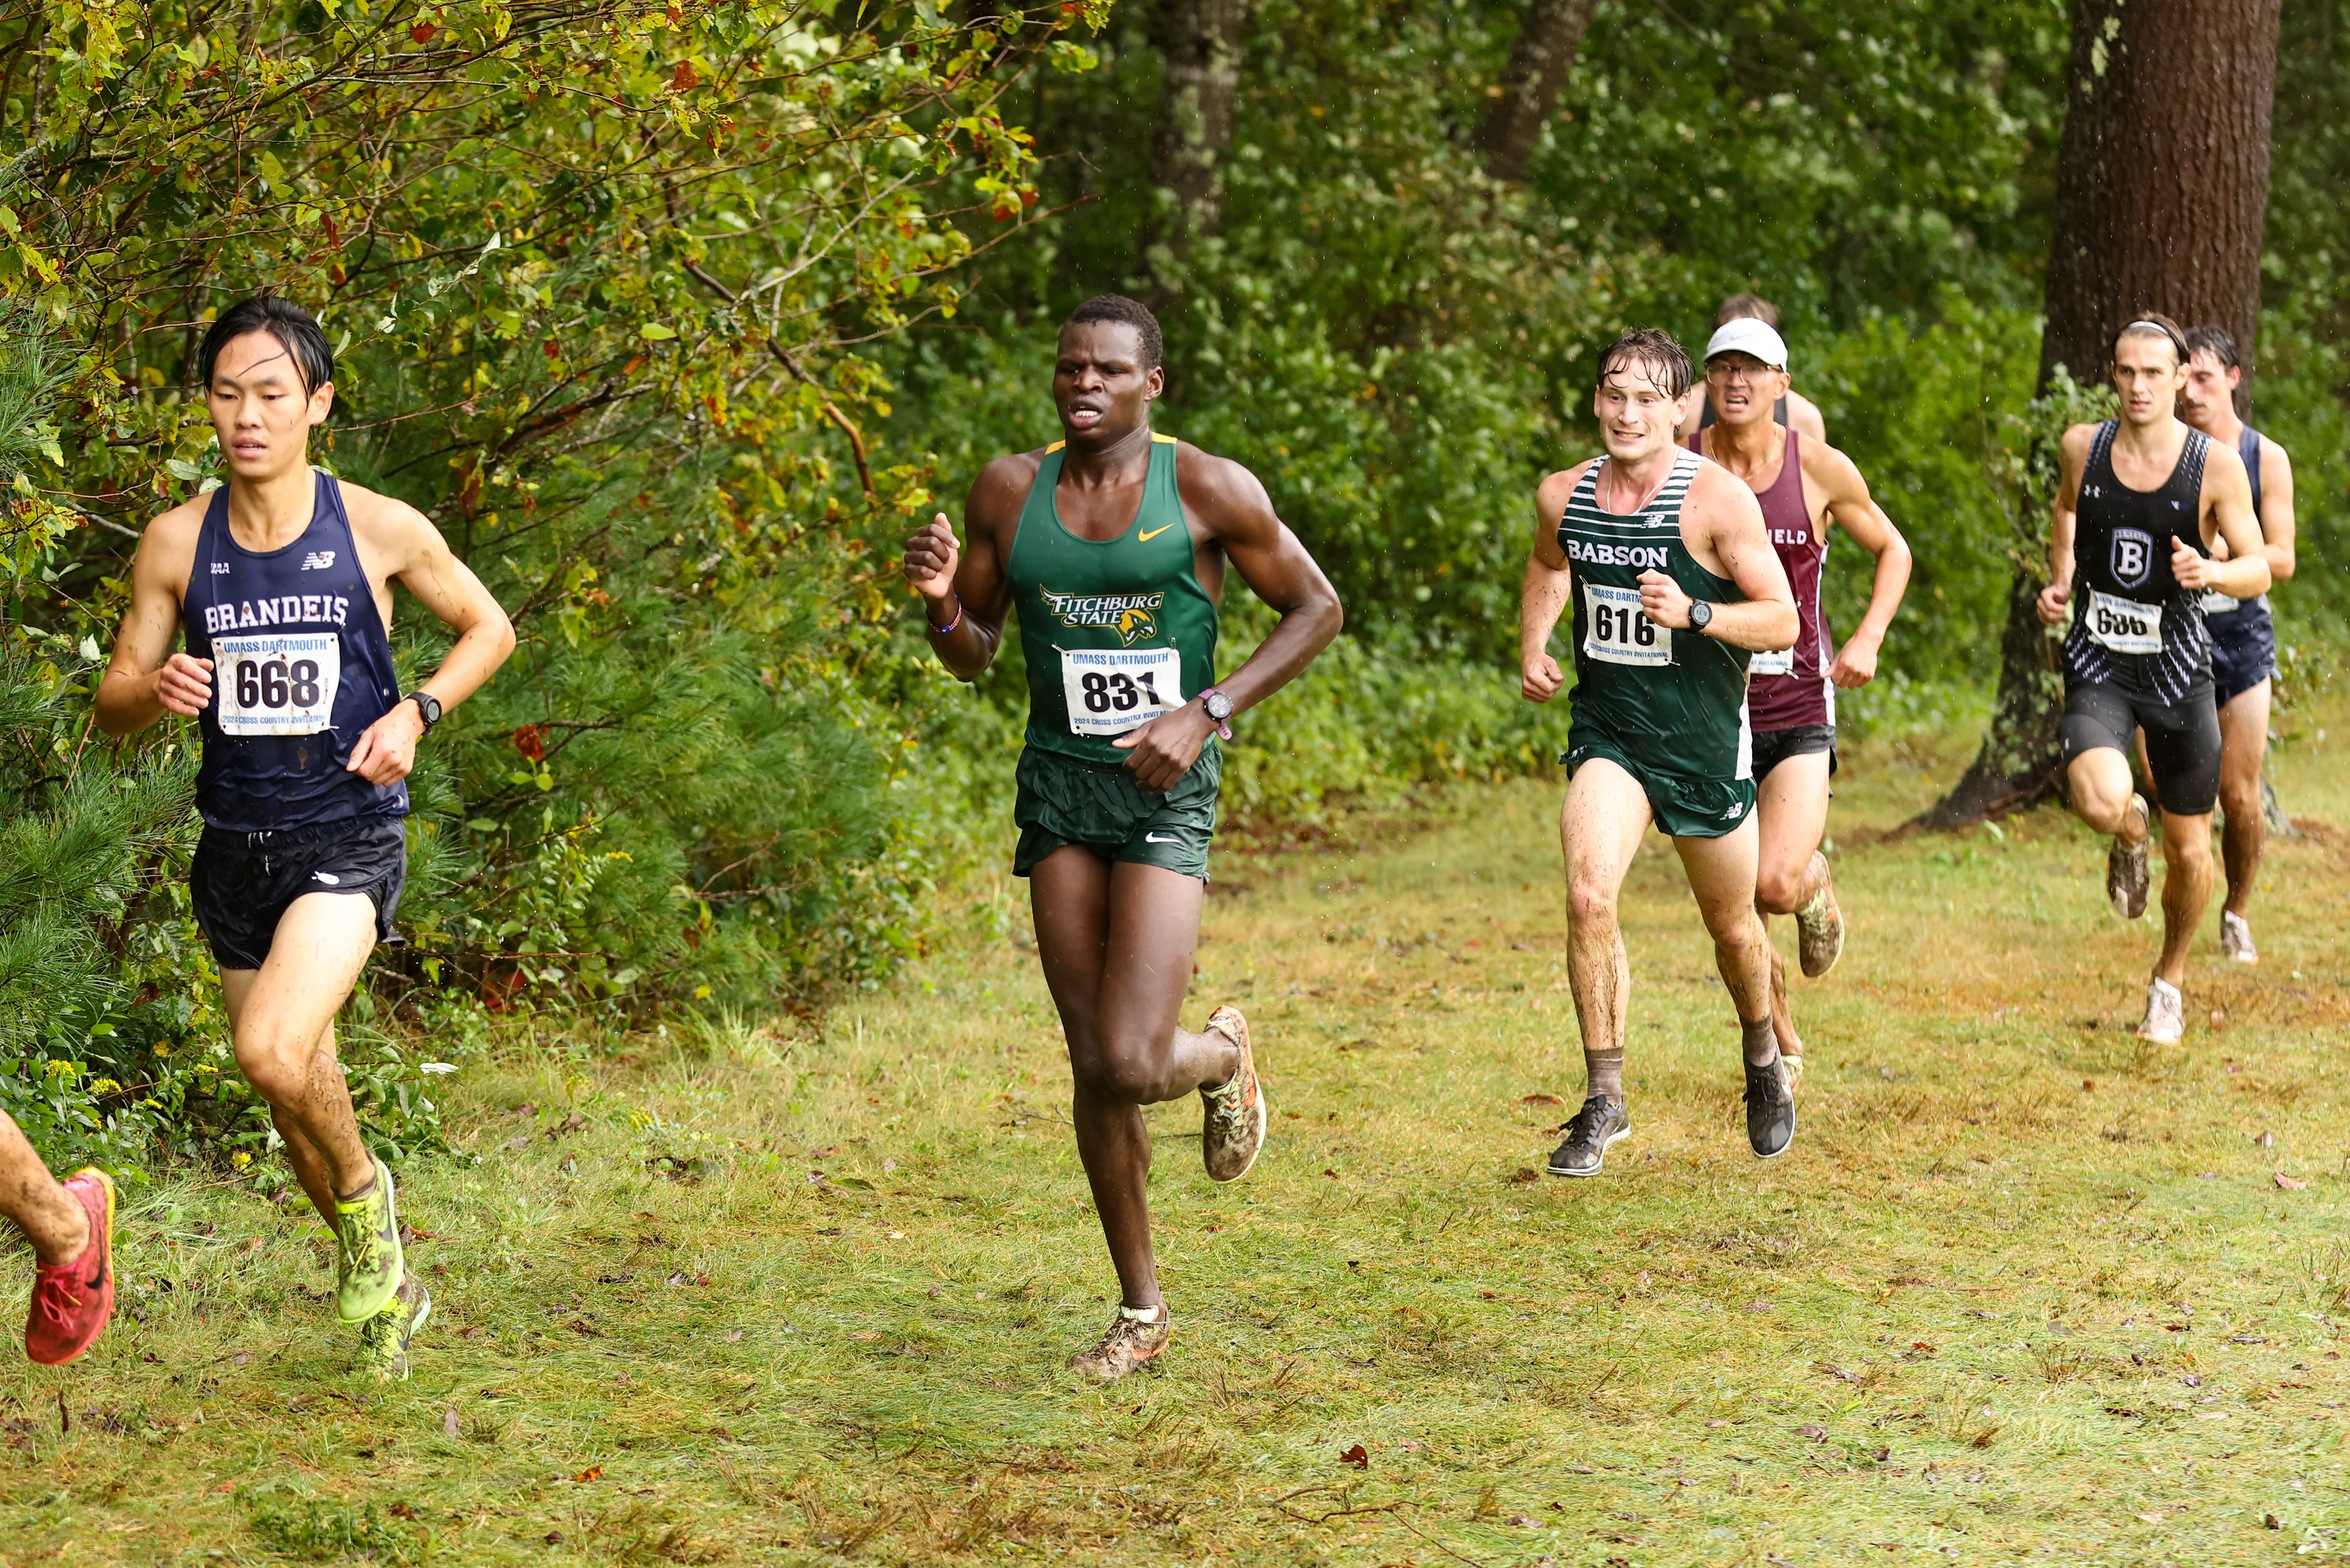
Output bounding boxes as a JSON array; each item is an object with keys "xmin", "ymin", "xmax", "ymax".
[
  {"xmin": 356, "ymin": 1273, "xmax": 431, "ymax": 1382},
  {"xmin": 334, "ymin": 1157, "xmax": 404, "ymax": 1323}
]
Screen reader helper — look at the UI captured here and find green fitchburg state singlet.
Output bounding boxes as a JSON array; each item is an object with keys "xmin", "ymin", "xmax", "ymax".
[
  {"xmin": 1009, "ymin": 434, "xmax": 1219, "ymax": 767},
  {"xmin": 1560, "ymin": 448, "xmax": 1753, "ymax": 782}
]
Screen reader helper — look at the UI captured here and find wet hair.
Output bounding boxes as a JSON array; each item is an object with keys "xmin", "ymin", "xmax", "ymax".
[
  {"xmin": 2185, "ymin": 325, "xmax": 2242, "ymax": 371},
  {"xmin": 1060, "ymin": 294, "xmax": 1163, "ymax": 371},
  {"xmin": 198, "ymin": 295, "xmax": 334, "ymax": 396},
  {"xmin": 1595, "ymin": 327, "xmax": 1692, "ymax": 400},
  {"xmin": 2115, "ymin": 312, "xmax": 2189, "ymax": 367},
  {"xmin": 1715, "ymin": 292, "xmax": 1781, "ymax": 329}
]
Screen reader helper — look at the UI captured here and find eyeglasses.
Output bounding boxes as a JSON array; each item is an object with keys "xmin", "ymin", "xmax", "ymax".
[{"xmin": 1705, "ymin": 360, "xmax": 1780, "ymax": 384}]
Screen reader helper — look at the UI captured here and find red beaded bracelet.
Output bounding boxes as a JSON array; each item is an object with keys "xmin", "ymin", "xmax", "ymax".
[{"xmin": 927, "ymin": 594, "xmax": 963, "ymax": 635}]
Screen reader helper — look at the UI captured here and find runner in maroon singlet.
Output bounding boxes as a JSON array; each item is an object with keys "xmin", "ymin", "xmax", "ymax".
[
  {"xmin": 1689, "ymin": 317, "xmax": 1911, "ymax": 1083},
  {"xmin": 1677, "ymin": 293, "xmax": 1825, "ymax": 446}
]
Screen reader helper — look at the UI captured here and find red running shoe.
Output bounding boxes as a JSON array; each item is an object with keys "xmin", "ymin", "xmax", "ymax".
[{"xmin": 26, "ymin": 1168, "xmax": 115, "ymax": 1366}]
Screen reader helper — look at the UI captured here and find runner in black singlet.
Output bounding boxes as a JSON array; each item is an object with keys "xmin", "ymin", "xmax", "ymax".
[
  {"xmin": 97, "ymin": 298, "xmax": 515, "ymax": 1379},
  {"xmin": 2180, "ymin": 326, "xmax": 2298, "ymax": 965},
  {"xmin": 2037, "ymin": 316, "xmax": 2267, "ymax": 1045}
]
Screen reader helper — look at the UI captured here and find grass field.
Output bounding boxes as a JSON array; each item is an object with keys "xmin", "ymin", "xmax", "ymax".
[{"xmin": 5, "ymin": 688, "xmax": 2350, "ymax": 1566}]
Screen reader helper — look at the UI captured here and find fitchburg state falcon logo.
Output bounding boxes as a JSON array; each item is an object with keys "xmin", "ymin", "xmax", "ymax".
[{"xmin": 1040, "ymin": 588, "xmax": 1163, "ymax": 646}]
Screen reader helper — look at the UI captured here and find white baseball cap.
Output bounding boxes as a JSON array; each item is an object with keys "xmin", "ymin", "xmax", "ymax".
[{"xmin": 1704, "ymin": 317, "xmax": 1790, "ymax": 373}]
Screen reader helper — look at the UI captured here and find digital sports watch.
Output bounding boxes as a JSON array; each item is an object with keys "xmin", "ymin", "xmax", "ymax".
[{"xmin": 405, "ymin": 690, "xmax": 444, "ymax": 734}]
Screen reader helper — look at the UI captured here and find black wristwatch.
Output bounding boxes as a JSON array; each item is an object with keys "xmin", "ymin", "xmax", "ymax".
[
  {"xmin": 1687, "ymin": 600, "xmax": 1714, "ymax": 634},
  {"xmin": 405, "ymin": 690, "xmax": 444, "ymax": 734}
]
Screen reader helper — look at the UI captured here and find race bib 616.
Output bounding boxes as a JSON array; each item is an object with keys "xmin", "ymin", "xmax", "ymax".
[
  {"xmin": 2084, "ymin": 589, "xmax": 2163, "ymax": 656},
  {"xmin": 1581, "ymin": 582, "xmax": 1671, "ymax": 667},
  {"xmin": 1060, "ymin": 646, "xmax": 1183, "ymax": 737},
  {"xmin": 214, "ymin": 632, "xmax": 340, "ymax": 736}
]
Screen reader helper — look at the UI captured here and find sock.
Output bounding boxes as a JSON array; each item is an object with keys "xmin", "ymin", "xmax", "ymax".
[
  {"xmin": 1741, "ymin": 1016, "xmax": 1780, "ymax": 1067},
  {"xmin": 1584, "ymin": 1049, "xmax": 1625, "ymax": 1102}
]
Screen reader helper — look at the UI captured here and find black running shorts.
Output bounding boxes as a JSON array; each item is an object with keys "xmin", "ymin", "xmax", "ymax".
[
  {"xmin": 2207, "ymin": 604, "xmax": 2276, "ymax": 708},
  {"xmin": 1751, "ymin": 724, "xmax": 1837, "ymax": 782},
  {"xmin": 2059, "ymin": 680, "xmax": 2221, "ymax": 818},
  {"xmin": 190, "ymin": 815, "xmax": 408, "ymax": 971}
]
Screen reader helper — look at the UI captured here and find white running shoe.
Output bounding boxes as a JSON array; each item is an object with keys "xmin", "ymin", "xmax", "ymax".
[
  {"xmin": 2221, "ymin": 910, "xmax": 2259, "ymax": 965},
  {"xmin": 2137, "ymin": 977, "xmax": 2185, "ymax": 1046}
]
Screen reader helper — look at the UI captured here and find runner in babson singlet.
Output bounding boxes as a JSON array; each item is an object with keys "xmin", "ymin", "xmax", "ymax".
[
  {"xmin": 97, "ymin": 297, "xmax": 515, "ymax": 1378},
  {"xmin": 2179, "ymin": 326, "xmax": 2297, "ymax": 964},
  {"xmin": 1520, "ymin": 329, "xmax": 1800, "ymax": 1176},
  {"xmin": 2037, "ymin": 315, "xmax": 2266, "ymax": 1045},
  {"xmin": 1677, "ymin": 293, "xmax": 1826, "ymax": 446},
  {"xmin": 1687, "ymin": 316, "xmax": 1911, "ymax": 1087},
  {"xmin": 901, "ymin": 295, "xmax": 1341, "ymax": 1380}
]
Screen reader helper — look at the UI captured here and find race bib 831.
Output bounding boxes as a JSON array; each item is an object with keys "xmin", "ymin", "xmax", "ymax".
[
  {"xmin": 1581, "ymin": 582, "xmax": 1671, "ymax": 667},
  {"xmin": 2083, "ymin": 589, "xmax": 2163, "ymax": 656},
  {"xmin": 214, "ymin": 632, "xmax": 340, "ymax": 736},
  {"xmin": 1059, "ymin": 646, "xmax": 1183, "ymax": 737}
]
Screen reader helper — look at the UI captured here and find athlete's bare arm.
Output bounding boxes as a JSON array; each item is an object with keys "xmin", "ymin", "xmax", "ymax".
[
  {"xmin": 1112, "ymin": 445, "xmax": 1341, "ymax": 792},
  {"xmin": 339, "ymin": 485, "xmax": 517, "ymax": 785},
  {"xmin": 2175, "ymin": 441, "xmax": 2268, "ymax": 601},
  {"xmin": 1637, "ymin": 465, "xmax": 1797, "ymax": 652},
  {"xmin": 901, "ymin": 452, "xmax": 1036, "ymax": 682},
  {"xmin": 1519, "ymin": 461, "xmax": 1591, "ymax": 703},
  {"xmin": 95, "ymin": 502, "xmax": 212, "ymax": 734},
  {"xmin": 2036, "ymin": 423, "xmax": 2095, "ymax": 625},
  {"xmin": 1801, "ymin": 438, "xmax": 1913, "ymax": 687},
  {"xmin": 2254, "ymin": 439, "xmax": 2296, "ymax": 581}
]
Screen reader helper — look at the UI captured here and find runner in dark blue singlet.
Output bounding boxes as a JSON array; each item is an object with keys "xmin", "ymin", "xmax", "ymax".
[
  {"xmin": 98, "ymin": 297, "xmax": 515, "ymax": 1380},
  {"xmin": 2181, "ymin": 326, "xmax": 2299, "ymax": 965}
]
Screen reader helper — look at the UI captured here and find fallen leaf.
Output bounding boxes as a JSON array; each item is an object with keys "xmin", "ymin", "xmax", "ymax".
[
  {"xmin": 1796, "ymin": 1424, "xmax": 1827, "ymax": 1441},
  {"xmin": 1707, "ymin": 1419, "xmax": 1731, "ymax": 1428},
  {"xmin": 442, "ymin": 1409, "xmax": 459, "ymax": 1437},
  {"xmin": 2135, "ymin": 1512, "xmax": 2163, "ymax": 1523},
  {"xmin": 2255, "ymin": 1130, "xmax": 2275, "ymax": 1147},
  {"xmin": 1339, "ymin": 1443, "xmax": 1369, "ymax": 1469},
  {"xmin": 1510, "ymin": 1168, "xmax": 1540, "ymax": 1184},
  {"xmin": 1520, "ymin": 1094, "xmax": 1563, "ymax": 1106},
  {"xmin": 572, "ymin": 1466, "xmax": 603, "ymax": 1483},
  {"xmin": 2275, "ymin": 1173, "xmax": 2309, "ymax": 1191}
]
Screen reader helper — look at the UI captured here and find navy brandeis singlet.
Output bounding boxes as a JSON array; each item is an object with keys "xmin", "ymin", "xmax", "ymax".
[{"xmin": 183, "ymin": 472, "xmax": 407, "ymax": 832}]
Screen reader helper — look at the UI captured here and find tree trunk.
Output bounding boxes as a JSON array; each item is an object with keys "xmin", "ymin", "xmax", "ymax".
[
  {"xmin": 1476, "ymin": 0, "xmax": 1599, "ymax": 184},
  {"xmin": 1921, "ymin": 0, "xmax": 2281, "ymax": 830},
  {"xmin": 1150, "ymin": 0, "xmax": 1250, "ymax": 244}
]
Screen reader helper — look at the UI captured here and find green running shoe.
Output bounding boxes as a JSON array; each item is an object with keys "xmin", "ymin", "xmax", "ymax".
[
  {"xmin": 334, "ymin": 1157, "xmax": 405, "ymax": 1323},
  {"xmin": 356, "ymin": 1272, "xmax": 432, "ymax": 1383}
]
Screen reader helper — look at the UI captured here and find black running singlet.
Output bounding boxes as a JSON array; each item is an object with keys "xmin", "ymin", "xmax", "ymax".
[
  {"xmin": 183, "ymin": 473, "xmax": 408, "ymax": 832},
  {"xmin": 2063, "ymin": 421, "xmax": 2213, "ymax": 703}
]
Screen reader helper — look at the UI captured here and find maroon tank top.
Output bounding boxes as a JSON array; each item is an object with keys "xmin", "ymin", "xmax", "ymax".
[{"xmin": 1689, "ymin": 427, "xmax": 1831, "ymax": 730}]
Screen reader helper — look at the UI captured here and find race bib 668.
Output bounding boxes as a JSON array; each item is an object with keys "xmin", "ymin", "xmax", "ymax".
[{"xmin": 214, "ymin": 631, "xmax": 340, "ymax": 736}]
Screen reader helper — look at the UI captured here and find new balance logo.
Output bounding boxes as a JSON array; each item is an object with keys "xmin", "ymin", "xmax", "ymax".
[{"xmin": 300, "ymin": 550, "xmax": 336, "ymax": 571}]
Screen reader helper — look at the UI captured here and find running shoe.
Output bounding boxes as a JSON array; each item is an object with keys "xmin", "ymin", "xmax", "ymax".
[
  {"xmin": 1200, "ymin": 1005, "xmax": 1266, "ymax": 1183},
  {"xmin": 2138, "ymin": 976, "xmax": 2185, "ymax": 1046},
  {"xmin": 1069, "ymin": 1304, "xmax": 1171, "ymax": 1381},
  {"xmin": 334, "ymin": 1156, "xmax": 404, "ymax": 1324},
  {"xmin": 2221, "ymin": 910, "xmax": 2259, "ymax": 965},
  {"xmin": 25, "ymin": 1169, "xmax": 115, "ymax": 1366},
  {"xmin": 1743, "ymin": 1057, "xmax": 1796, "ymax": 1159},
  {"xmin": 1545, "ymin": 1096, "xmax": 1630, "ymax": 1178},
  {"xmin": 1795, "ymin": 853, "xmax": 1845, "ymax": 978},
  {"xmin": 355, "ymin": 1272, "xmax": 432, "ymax": 1383},
  {"xmin": 2107, "ymin": 795, "xmax": 2151, "ymax": 921}
]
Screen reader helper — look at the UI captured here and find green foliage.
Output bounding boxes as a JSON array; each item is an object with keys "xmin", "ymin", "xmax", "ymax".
[{"xmin": 6, "ymin": 0, "xmax": 1085, "ymax": 1026}]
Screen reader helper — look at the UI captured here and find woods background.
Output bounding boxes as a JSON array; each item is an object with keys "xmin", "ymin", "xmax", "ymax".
[{"xmin": 2, "ymin": 0, "xmax": 2346, "ymax": 1181}]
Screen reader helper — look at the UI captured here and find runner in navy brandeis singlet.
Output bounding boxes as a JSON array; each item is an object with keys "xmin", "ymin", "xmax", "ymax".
[
  {"xmin": 1687, "ymin": 315, "xmax": 1912, "ymax": 1092},
  {"xmin": 97, "ymin": 297, "xmax": 515, "ymax": 1381},
  {"xmin": 2180, "ymin": 326, "xmax": 2299, "ymax": 965},
  {"xmin": 2037, "ymin": 316, "xmax": 2267, "ymax": 1046}
]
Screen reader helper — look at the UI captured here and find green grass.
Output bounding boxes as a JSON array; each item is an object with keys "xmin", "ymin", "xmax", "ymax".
[{"xmin": 5, "ymin": 690, "xmax": 2350, "ymax": 1566}]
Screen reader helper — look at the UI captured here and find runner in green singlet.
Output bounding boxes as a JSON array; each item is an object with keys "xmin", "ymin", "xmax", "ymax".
[
  {"xmin": 1519, "ymin": 329, "xmax": 1800, "ymax": 1177},
  {"xmin": 901, "ymin": 295, "xmax": 1342, "ymax": 1380}
]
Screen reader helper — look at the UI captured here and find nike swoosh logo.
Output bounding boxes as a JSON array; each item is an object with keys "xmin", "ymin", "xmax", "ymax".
[
  {"xmin": 1137, "ymin": 525, "xmax": 1176, "ymax": 542},
  {"xmin": 1143, "ymin": 832, "xmax": 1181, "ymax": 844}
]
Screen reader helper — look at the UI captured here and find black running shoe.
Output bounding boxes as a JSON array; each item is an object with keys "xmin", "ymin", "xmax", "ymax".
[
  {"xmin": 1743, "ymin": 1057, "xmax": 1796, "ymax": 1159},
  {"xmin": 1546, "ymin": 1096, "xmax": 1630, "ymax": 1178}
]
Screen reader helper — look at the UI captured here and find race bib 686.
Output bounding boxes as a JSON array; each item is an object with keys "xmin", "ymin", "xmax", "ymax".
[
  {"xmin": 2083, "ymin": 589, "xmax": 2163, "ymax": 656},
  {"xmin": 214, "ymin": 632, "xmax": 340, "ymax": 737}
]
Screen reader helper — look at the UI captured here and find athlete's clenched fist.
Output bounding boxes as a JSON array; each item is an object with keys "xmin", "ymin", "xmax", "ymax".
[
  {"xmin": 1521, "ymin": 650, "xmax": 1565, "ymax": 703},
  {"xmin": 2035, "ymin": 577, "xmax": 2072, "ymax": 626},
  {"xmin": 903, "ymin": 514, "xmax": 960, "ymax": 604},
  {"xmin": 2169, "ymin": 533, "xmax": 2214, "ymax": 593},
  {"xmin": 153, "ymin": 653, "xmax": 215, "ymax": 717}
]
